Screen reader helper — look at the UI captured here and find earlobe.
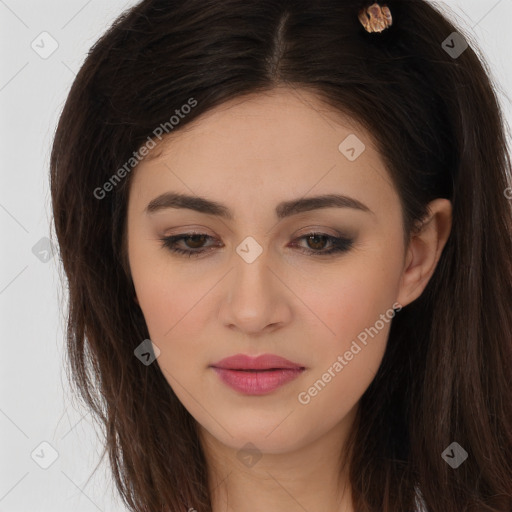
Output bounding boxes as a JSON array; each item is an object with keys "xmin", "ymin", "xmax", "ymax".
[{"xmin": 396, "ymin": 198, "xmax": 452, "ymax": 307}]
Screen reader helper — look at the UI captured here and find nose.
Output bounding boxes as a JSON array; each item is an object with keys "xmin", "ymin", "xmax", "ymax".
[{"xmin": 217, "ymin": 252, "xmax": 293, "ymax": 336}]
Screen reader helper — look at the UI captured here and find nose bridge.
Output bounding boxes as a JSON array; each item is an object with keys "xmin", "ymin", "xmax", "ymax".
[
  {"xmin": 219, "ymin": 236, "xmax": 288, "ymax": 333},
  {"xmin": 231, "ymin": 237, "xmax": 274, "ymax": 306}
]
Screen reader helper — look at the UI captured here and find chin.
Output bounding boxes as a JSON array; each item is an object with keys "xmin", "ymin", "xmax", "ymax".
[{"xmin": 200, "ymin": 417, "xmax": 312, "ymax": 455}]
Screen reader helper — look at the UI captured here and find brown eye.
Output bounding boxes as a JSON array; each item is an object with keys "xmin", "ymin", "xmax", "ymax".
[
  {"xmin": 305, "ymin": 234, "xmax": 330, "ymax": 251},
  {"xmin": 160, "ymin": 232, "xmax": 353, "ymax": 258},
  {"xmin": 160, "ymin": 233, "xmax": 219, "ymax": 257},
  {"xmin": 291, "ymin": 233, "xmax": 353, "ymax": 256},
  {"xmin": 182, "ymin": 234, "xmax": 209, "ymax": 249}
]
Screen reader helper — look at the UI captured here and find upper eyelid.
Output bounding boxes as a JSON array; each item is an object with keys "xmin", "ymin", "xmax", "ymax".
[
  {"xmin": 165, "ymin": 230, "xmax": 347, "ymax": 242},
  {"xmin": 164, "ymin": 231, "xmax": 352, "ymax": 250},
  {"xmin": 163, "ymin": 224, "xmax": 349, "ymax": 238}
]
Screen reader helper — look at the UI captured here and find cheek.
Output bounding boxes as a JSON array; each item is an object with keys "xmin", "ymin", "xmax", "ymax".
[
  {"xmin": 307, "ymin": 251, "xmax": 403, "ymax": 347},
  {"xmin": 132, "ymin": 266, "xmax": 210, "ymax": 391},
  {"xmin": 135, "ymin": 277, "xmax": 212, "ymax": 354},
  {"xmin": 129, "ymin": 236, "xmax": 209, "ymax": 341},
  {"xmin": 293, "ymin": 250, "xmax": 402, "ymax": 402}
]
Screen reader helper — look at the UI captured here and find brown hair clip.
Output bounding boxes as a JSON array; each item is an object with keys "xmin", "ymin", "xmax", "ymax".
[{"xmin": 358, "ymin": 3, "xmax": 393, "ymax": 33}]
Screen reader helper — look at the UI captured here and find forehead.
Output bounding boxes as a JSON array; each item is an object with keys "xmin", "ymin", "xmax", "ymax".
[
  {"xmin": 128, "ymin": 86, "xmax": 397, "ymax": 219},
  {"xmin": 144, "ymin": 86, "xmax": 373, "ymax": 164}
]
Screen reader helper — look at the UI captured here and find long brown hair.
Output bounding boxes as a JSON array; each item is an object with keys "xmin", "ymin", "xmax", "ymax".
[{"xmin": 50, "ymin": 0, "xmax": 512, "ymax": 510}]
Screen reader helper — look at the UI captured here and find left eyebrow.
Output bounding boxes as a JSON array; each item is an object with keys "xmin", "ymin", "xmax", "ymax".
[{"xmin": 145, "ymin": 192, "xmax": 374, "ymax": 220}]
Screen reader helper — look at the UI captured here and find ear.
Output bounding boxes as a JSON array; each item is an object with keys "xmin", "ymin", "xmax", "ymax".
[{"xmin": 396, "ymin": 198, "xmax": 452, "ymax": 307}]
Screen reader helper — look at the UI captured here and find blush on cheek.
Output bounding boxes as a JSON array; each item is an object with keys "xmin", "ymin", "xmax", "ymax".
[
  {"xmin": 320, "ymin": 284, "xmax": 376, "ymax": 334},
  {"xmin": 318, "ymin": 290, "xmax": 398, "ymax": 380}
]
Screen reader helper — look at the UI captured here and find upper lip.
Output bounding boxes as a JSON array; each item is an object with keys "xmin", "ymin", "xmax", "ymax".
[{"xmin": 211, "ymin": 354, "xmax": 305, "ymax": 371}]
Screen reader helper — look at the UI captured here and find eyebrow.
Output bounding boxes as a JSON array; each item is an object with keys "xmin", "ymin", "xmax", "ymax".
[{"xmin": 145, "ymin": 192, "xmax": 373, "ymax": 219}]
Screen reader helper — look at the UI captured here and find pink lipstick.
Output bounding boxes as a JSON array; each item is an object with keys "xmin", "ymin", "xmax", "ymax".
[{"xmin": 210, "ymin": 354, "xmax": 305, "ymax": 395}]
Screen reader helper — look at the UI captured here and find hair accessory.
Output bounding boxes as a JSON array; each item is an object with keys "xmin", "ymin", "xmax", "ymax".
[{"xmin": 358, "ymin": 3, "xmax": 393, "ymax": 33}]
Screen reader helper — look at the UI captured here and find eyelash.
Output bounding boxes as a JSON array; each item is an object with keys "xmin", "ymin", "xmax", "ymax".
[{"xmin": 159, "ymin": 232, "xmax": 354, "ymax": 258}]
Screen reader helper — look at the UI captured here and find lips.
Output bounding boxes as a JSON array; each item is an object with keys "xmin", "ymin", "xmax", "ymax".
[
  {"xmin": 210, "ymin": 354, "xmax": 306, "ymax": 395},
  {"xmin": 211, "ymin": 353, "xmax": 304, "ymax": 371}
]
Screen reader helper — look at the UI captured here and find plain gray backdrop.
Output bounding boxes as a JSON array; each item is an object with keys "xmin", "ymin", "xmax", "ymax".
[{"xmin": 1, "ymin": 0, "xmax": 511, "ymax": 510}]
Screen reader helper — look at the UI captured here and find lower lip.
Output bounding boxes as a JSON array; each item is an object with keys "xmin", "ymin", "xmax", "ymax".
[{"xmin": 211, "ymin": 367, "xmax": 305, "ymax": 395}]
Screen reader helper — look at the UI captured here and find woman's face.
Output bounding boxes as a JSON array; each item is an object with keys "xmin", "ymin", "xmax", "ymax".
[{"xmin": 126, "ymin": 86, "xmax": 409, "ymax": 455}]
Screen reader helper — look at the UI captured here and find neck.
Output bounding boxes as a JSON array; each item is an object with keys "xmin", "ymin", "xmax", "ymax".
[{"xmin": 199, "ymin": 404, "xmax": 358, "ymax": 512}]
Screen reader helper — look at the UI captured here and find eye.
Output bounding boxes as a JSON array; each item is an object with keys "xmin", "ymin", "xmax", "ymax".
[
  {"xmin": 290, "ymin": 233, "xmax": 354, "ymax": 255},
  {"xmin": 160, "ymin": 233, "xmax": 218, "ymax": 258},
  {"xmin": 159, "ymin": 232, "xmax": 354, "ymax": 258}
]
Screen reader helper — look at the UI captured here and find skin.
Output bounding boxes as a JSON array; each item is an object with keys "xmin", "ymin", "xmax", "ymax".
[{"xmin": 126, "ymin": 85, "xmax": 452, "ymax": 512}]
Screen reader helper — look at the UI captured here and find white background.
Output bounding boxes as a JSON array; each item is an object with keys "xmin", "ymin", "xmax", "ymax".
[{"xmin": 1, "ymin": 1, "xmax": 511, "ymax": 510}]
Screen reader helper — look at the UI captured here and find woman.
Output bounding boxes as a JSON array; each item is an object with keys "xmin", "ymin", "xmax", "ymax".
[{"xmin": 50, "ymin": 0, "xmax": 512, "ymax": 510}]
